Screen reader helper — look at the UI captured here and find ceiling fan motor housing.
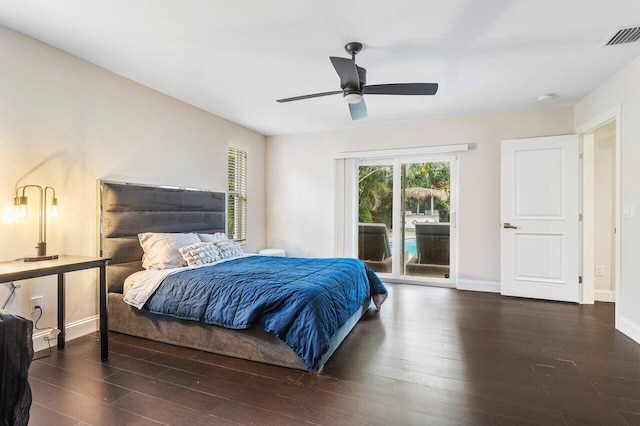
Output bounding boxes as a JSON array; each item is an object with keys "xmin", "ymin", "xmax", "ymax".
[
  {"xmin": 344, "ymin": 42, "xmax": 363, "ymax": 56},
  {"xmin": 343, "ymin": 66, "xmax": 367, "ymax": 96}
]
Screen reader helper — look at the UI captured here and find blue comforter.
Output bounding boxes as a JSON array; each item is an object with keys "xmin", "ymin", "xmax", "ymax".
[{"xmin": 145, "ymin": 256, "xmax": 387, "ymax": 372}]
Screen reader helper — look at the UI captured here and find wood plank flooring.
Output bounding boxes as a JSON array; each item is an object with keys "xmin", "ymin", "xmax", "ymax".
[{"xmin": 29, "ymin": 284, "xmax": 640, "ymax": 425}]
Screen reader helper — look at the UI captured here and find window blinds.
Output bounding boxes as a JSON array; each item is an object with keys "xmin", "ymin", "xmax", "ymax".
[{"xmin": 228, "ymin": 147, "xmax": 247, "ymax": 242}]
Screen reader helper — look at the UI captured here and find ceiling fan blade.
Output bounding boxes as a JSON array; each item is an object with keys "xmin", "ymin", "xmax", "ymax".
[
  {"xmin": 276, "ymin": 90, "xmax": 342, "ymax": 103},
  {"xmin": 349, "ymin": 99, "xmax": 368, "ymax": 120},
  {"xmin": 363, "ymin": 83, "xmax": 439, "ymax": 95},
  {"xmin": 330, "ymin": 57, "xmax": 360, "ymax": 89}
]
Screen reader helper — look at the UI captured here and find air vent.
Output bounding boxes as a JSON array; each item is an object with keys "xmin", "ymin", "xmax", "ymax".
[{"xmin": 604, "ymin": 26, "xmax": 640, "ymax": 46}]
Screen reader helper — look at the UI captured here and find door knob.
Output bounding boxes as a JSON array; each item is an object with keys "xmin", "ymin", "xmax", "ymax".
[{"xmin": 503, "ymin": 223, "xmax": 519, "ymax": 229}]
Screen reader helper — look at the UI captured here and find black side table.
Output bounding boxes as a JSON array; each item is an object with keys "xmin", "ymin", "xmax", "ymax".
[{"xmin": 0, "ymin": 256, "xmax": 111, "ymax": 361}]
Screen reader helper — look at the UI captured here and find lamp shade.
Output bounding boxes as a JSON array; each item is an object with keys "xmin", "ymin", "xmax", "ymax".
[
  {"xmin": 14, "ymin": 196, "xmax": 28, "ymax": 219},
  {"xmin": 344, "ymin": 93, "xmax": 363, "ymax": 104},
  {"xmin": 50, "ymin": 198, "xmax": 58, "ymax": 217}
]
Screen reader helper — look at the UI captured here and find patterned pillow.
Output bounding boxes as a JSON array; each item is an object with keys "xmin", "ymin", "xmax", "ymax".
[
  {"xmin": 178, "ymin": 242, "xmax": 221, "ymax": 267},
  {"xmin": 212, "ymin": 239, "xmax": 244, "ymax": 260}
]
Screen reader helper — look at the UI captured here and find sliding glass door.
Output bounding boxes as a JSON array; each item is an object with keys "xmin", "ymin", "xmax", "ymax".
[
  {"xmin": 358, "ymin": 156, "xmax": 456, "ymax": 284},
  {"xmin": 357, "ymin": 163, "xmax": 394, "ymax": 273},
  {"xmin": 402, "ymin": 161, "xmax": 451, "ymax": 279}
]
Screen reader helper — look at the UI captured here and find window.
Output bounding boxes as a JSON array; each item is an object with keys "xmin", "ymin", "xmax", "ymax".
[{"xmin": 228, "ymin": 146, "xmax": 247, "ymax": 242}]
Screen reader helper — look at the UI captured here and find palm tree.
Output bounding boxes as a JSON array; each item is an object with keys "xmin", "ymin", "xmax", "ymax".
[{"xmin": 358, "ymin": 166, "xmax": 392, "ymax": 224}]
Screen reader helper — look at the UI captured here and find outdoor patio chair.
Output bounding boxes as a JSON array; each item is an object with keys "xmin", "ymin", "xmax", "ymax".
[
  {"xmin": 358, "ymin": 223, "xmax": 392, "ymax": 273},
  {"xmin": 405, "ymin": 222, "xmax": 450, "ymax": 278}
]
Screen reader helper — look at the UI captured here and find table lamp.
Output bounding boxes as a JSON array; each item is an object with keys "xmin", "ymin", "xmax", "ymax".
[{"xmin": 14, "ymin": 185, "xmax": 59, "ymax": 262}]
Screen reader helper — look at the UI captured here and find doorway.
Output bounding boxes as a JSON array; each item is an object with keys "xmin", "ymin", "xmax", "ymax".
[{"xmin": 582, "ymin": 120, "xmax": 618, "ymax": 304}]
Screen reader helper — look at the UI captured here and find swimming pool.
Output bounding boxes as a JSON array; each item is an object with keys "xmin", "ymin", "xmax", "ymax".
[{"xmin": 390, "ymin": 238, "xmax": 417, "ymax": 256}]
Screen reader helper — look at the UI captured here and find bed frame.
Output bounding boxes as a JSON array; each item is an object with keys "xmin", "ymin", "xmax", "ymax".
[{"xmin": 99, "ymin": 180, "xmax": 370, "ymax": 372}]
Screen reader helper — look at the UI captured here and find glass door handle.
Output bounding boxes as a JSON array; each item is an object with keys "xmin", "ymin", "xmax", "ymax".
[{"xmin": 503, "ymin": 223, "xmax": 519, "ymax": 229}]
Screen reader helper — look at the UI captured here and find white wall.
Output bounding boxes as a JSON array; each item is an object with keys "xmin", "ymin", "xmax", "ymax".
[
  {"xmin": 0, "ymin": 26, "xmax": 266, "ymax": 346},
  {"xmin": 266, "ymin": 107, "xmax": 574, "ymax": 283},
  {"xmin": 575, "ymin": 55, "xmax": 640, "ymax": 342}
]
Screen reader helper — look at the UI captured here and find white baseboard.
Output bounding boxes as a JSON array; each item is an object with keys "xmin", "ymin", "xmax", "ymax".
[
  {"xmin": 456, "ymin": 279, "xmax": 501, "ymax": 294},
  {"xmin": 594, "ymin": 289, "xmax": 615, "ymax": 302},
  {"xmin": 33, "ymin": 315, "xmax": 99, "ymax": 353},
  {"xmin": 617, "ymin": 315, "xmax": 640, "ymax": 345}
]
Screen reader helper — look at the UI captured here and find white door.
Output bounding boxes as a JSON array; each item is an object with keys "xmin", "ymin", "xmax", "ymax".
[{"xmin": 501, "ymin": 134, "xmax": 580, "ymax": 302}]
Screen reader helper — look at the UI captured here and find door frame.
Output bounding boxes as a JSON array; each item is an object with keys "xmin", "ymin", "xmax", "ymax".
[
  {"xmin": 333, "ymin": 144, "xmax": 469, "ymax": 275},
  {"xmin": 576, "ymin": 105, "xmax": 621, "ymax": 318}
]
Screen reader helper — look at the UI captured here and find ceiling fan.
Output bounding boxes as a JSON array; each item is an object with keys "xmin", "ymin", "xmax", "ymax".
[{"xmin": 276, "ymin": 42, "xmax": 438, "ymax": 120}]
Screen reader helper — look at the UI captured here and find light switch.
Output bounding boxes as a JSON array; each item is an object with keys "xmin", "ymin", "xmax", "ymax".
[
  {"xmin": 630, "ymin": 205, "xmax": 636, "ymax": 220},
  {"xmin": 623, "ymin": 205, "xmax": 630, "ymax": 218},
  {"xmin": 595, "ymin": 265, "xmax": 605, "ymax": 276}
]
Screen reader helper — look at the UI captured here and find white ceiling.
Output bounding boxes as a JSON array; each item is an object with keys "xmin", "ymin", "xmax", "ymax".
[{"xmin": 1, "ymin": 0, "xmax": 640, "ymax": 136}]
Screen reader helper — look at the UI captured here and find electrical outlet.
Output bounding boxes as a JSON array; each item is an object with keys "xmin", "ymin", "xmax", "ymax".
[
  {"xmin": 30, "ymin": 296, "xmax": 42, "ymax": 313},
  {"xmin": 595, "ymin": 265, "xmax": 605, "ymax": 277}
]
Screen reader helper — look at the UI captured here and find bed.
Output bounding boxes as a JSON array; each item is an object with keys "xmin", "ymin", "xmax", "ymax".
[{"xmin": 99, "ymin": 180, "xmax": 387, "ymax": 372}]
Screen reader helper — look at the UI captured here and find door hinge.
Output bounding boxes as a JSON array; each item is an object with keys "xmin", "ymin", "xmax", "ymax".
[
  {"xmin": 579, "ymin": 276, "xmax": 583, "ymax": 284},
  {"xmin": 579, "ymin": 152, "xmax": 583, "ymax": 159},
  {"xmin": 579, "ymin": 213, "xmax": 583, "ymax": 221}
]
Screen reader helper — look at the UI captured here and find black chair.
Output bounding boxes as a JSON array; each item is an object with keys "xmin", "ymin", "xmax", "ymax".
[
  {"xmin": 405, "ymin": 223, "xmax": 450, "ymax": 278},
  {"xmin": 358, "ymin": 223, "xmax": 392, "ymax": 273}
]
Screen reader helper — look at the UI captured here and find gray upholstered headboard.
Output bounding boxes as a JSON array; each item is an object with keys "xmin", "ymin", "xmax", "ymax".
[{"xmin": 99, "ymin": 180, "xmax": 226, "ymax": 293}]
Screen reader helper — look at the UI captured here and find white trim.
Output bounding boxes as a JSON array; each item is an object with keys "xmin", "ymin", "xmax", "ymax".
[
  {"xmin": 335, "ymin": 143, "xmax": 469, "ymax": 159},
  {"xmin": 594, "ymin": 289, "xmax": 615, "ymax": 302},
  {"xmin": 456, "ymin": 279, "xmax": 501, "ymax": 293},
  {"xmin": 33, "ymin": 315, "xmax": 99, "ymax": 353},
  {"xmin": 334, "ymin": 159, "xmax": 346, "ymax": 257},
  {"xmin": 391, "ymin": 158, "xmax": 402, "ymax": 275},
  {"xmin": 581, "ymin": 132, "xmax": 595, "ymax": 304},
  {"xmin": 450, "ymin": 155, "xmax": 460, "ymax": 283},
  {"xmin": 575, "ymin": 106, "xmax": 619, "ymax": 134},
  {"xmin": 383, "ymin": 276, "xmax": 455, "ymax": 288},
  {"xmin": 614, "ymin": 112, "xmax": 622, "ymax": 320},
  {"xmin": 618, "ymin": 315, "xmax": 640, "ymax": 344}
]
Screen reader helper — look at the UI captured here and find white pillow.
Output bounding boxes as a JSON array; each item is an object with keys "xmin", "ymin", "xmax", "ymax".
[
  {"xmin": 198, "ymin": 232, "xmax": 229, "ymax": 243},
  {"xmin": 212, "ymin": 239, "xmax": 244, "ymax": 260},
  {"xmin": 179, "ymin": 242, "xmax": 221, "ymax": 267},
  {"xmin": 138, "ymin": 232, "xmax": 201, "ymax": 270}
]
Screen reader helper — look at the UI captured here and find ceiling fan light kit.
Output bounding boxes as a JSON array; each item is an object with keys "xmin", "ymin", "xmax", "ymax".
[
  {"xmin": 276, "ymin": 41, "xmax": 438, "ymax": 120},
  {"xmin": 343, "ymin": 93, "xmax": 363, "ymax": 104}
]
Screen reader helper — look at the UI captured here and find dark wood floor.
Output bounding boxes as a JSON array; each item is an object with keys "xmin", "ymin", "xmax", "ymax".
[{"xmin": 29, "ymin": 284, "xmax": 640, "ymax": 425}]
